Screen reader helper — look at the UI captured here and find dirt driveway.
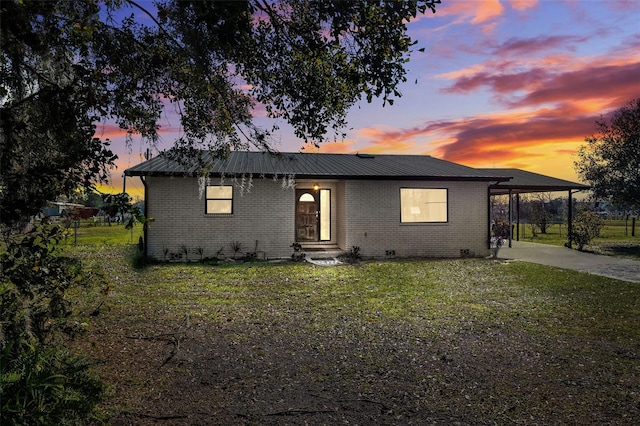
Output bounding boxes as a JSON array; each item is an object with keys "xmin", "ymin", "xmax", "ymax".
[{"xmin": 499, "ymin": 241, "xmax": 640, "ymax": 283}]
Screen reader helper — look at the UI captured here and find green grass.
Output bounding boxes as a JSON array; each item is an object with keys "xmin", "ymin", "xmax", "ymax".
[
  {"xmin": 513, "ymin": 219, "xmax": 640, "ymax": 258},
  {"xmin": 60, "ymin": 223, "xmax": 143, "ymax": 246},
  {"xmin": 68, "ymin": 244, "xmax": 640, "ymax": 424}
]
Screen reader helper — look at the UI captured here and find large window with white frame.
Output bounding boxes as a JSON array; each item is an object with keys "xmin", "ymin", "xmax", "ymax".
[
  {"xmin": 206, "ymin": 185, "xmax": 233, "ymax": 214},
  {"xmin": 400, "ymin": 188, "xmax": 448, "ymax": 223}
]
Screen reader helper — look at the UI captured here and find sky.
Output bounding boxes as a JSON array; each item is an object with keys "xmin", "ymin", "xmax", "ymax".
[{"xmin": 101, "ymin": 0, "xmax": 640, "ymax": 199}]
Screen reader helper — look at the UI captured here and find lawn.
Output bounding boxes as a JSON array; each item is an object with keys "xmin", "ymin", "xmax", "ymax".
[
  {"xmin": 66, "ymin": 236, "xmax": 640, "ymax": 425},
  {"xmin": 60, "ymin": 221, "xmax": 144, "ymax": 246},
  {"xmin": 513, "ymin": 219, "xmax": 640, "ymax": 259}
]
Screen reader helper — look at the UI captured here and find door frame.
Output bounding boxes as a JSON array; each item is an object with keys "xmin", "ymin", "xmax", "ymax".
[{"xmin": 295, "ymin": 188, "xmax": 331, "ymax": 242}]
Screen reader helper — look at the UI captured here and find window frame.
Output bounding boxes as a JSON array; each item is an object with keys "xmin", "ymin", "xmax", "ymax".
[
  {"xmin": 205, "ymin": 185, "xmax": 233, "ymax": 215},
  {"xmin": 399, "ymin": 187, "xmax": 448, "ymax": 224}
]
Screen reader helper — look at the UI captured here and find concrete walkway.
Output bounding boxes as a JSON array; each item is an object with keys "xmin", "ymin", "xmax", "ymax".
[{"xmin": 499, "ymin": 241, "xmax": 640, "ymax": 283}]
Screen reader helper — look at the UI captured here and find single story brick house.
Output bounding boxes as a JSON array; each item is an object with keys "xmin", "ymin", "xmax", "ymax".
[{"xmin": 125, "ymin": 151, "xmax": 515, "ymax": 260}]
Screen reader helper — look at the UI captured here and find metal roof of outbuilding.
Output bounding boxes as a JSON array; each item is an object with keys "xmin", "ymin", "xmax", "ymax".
[{"xmin": 125, "ymin": 151, "xmax": 511, "ymax": 182}]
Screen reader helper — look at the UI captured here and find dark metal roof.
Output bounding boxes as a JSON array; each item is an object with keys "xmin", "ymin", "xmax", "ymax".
[
  {"xmin": 125, "ymin": 151, "xmax": 511, "ymax": 182},
  {"xmin": 481, "ymin": 168, "xmax": 590, "ymax": 194}
]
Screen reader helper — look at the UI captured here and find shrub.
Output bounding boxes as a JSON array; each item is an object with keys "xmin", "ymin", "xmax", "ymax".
[
  {"xmin": 131, "ymin": 251, "xmax": 155, "ymax": 269},
  {"xmin": 340, "ymin": 246, "xmax": 362, "ymax": 264},
  {"xmin": 229, "ymin": 241, "xmax": 243, "ymax": 259},
  {"xmin": 1, "ymin": 346, "xmax": 104, "ymax": 425},
  {"xmin": 180, "ymin": 244, "xmax": 190, "ymax": 261},
  {"xmin": 0, "ymin": 225, "xmax": 106, "ymax": 424},
  {"xmin": 290, "ymin": 242, "xmax": 305, "ymax": 262},
  {"xmin": 490, "ymin": 220, "xmax": 509, "ymax": 258},
  {"xmin": 243, "ymin": 252, "xmax": 258, "ymax": 262},
  {"xmin": 571, "ymin": 211, "xmax": 604, "ymax": 251}
]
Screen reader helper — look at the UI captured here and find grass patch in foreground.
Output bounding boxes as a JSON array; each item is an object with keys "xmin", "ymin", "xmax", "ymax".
[{"xmin": 71, "ymin": 246, "xmax": 640, "ymax": 425}]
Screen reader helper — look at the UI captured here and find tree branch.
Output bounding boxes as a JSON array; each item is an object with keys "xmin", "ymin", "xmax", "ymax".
[{"xmin": 126, "ymin": 0, "xmax": 184, "ymax": 49}]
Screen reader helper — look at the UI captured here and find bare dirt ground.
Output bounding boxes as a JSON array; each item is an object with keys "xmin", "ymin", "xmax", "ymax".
[
  {"xmin": 82, "ymin": 313, "xmax": 640, "ymax": 425},
  {"xmin": 72, "ymin": 249, "xmax": 640, "ymax": 425}
]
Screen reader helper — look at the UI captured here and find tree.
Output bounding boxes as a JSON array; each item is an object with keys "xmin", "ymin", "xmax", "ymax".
[
  {"xmin": 1, "ymin": 0, "xmax": 441, "ymax": 227},
  {"xmin": 2, "ymin": 5, "xmax": 442, "ymax": 419},
  {"xmin": 575, "ymin": 98, "xmax": 640, "ymax": 208},
  {"xmin": 526, "ymin": 193, "xmax": 564, "ymax": 235}
]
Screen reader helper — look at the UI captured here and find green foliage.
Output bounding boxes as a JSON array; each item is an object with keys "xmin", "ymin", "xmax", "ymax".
[
  {"xmin": 575, "ymin": 98, "xmax": 640, "ymax": 208},
  {"xmin": 102, "ymin": 193, "xmax": 131, "ymax": 220},
  {"xmin": 571, "ymin": 210, "xmax": 605, "ymax": 251},
  {"xmin": 1, "ymin": 226, "xmax": 90, "ymax": 348},
  {"xmin": 0, "ymin": 225, "xmax": 106, "ymax": 424},
  {"xmin": 1, "ymin": 346, "xmax": 103, "ymax": 426},
  {"xmin": 1, "ymin": 0, "xmax": 441, "ymax": 226},
  {"xmin": 238, "ymin": 0, "xmax": 440, "ymax": 145},
  {"xmin": 1, "ymin": 0, "xmax": 118, "ymax": 225}
]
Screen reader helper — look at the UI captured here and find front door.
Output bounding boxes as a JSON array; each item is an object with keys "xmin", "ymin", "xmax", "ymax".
[{"xmin": 295, "ymin": 189, "xmax": 331, "ymax": 242}]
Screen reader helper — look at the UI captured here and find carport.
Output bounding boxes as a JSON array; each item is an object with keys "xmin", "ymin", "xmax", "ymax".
[{"xmin": 481, "ymin": 168, "xmax": 590, "ymax": 249}]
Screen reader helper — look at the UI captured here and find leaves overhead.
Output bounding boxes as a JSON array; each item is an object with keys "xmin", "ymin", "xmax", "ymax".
[
  {"xmin": 575, "ymin": 98, "xmax": 640, "ymax": 208},
  {"xmin": 1, "ymin": 0, "xmax": 440, "ymax": 225}
]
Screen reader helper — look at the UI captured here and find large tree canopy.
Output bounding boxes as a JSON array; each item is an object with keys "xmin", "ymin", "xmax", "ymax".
[
  {"xmin": 0, "ymin": 0, "xmax": 440, "ymax": 226},
  {"xmin": 575, "ymin": 98, "xmax": 640, "ymax": 209}
]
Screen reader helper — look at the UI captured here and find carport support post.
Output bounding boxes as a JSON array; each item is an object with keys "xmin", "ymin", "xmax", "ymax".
[
  {"xmin": 508, "ymin": 189, "xmax": 513, "ymax": 248},
  {"xmin": 567, "ymin": 190, "xmax": 573, "ymax": 249},
  {"xmin": 516, "ymin": 193, "xmax": 520, "ymax": 241}
]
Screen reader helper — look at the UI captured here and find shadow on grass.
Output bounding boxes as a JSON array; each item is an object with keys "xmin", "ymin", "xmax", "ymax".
[{"xmin": 591, "ymin": 242, "xmax": 640, "ymax": 260}]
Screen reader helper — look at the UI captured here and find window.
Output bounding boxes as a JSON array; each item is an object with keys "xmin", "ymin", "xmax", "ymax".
[
  {"xmin": 206, "ymin": 185, "xmax": 233, "ymax": 214},
  {"xmin": 400, "ymin": 188, "xmax": 447, "ymax": 223},
  {"xmin": 319, "ymin": 189, "xmax": 331, "ymax": 241}
]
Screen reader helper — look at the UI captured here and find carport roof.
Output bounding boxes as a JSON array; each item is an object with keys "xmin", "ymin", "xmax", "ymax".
[{"xmin": 481, "ymin": 168, "xmax": 590, "ymax": 195}]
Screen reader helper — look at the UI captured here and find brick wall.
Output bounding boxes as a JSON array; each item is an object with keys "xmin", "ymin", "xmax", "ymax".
[
  {"xmin": 145, "ymin": 176, "xmax": 490, "ymax": 260},
  {"xmin": 145, "ymin": 176, "xmax": 295, "ymax": 260},
  {"xmin": 342, "ymin": 180, "xmax": 490, "ymax": 258}
]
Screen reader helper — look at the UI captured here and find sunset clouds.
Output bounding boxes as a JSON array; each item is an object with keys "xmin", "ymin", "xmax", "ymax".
[
  {"xmin": 105, "ymin": 0, "xmax": 640, "ymax": 194},
  {"xmin": 311, "ymin": 0, "xmax": 640, "ymax": 181},
  {"xmin": 427, "ymin": 30, "xmax": 640, "ymax": 171}
]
